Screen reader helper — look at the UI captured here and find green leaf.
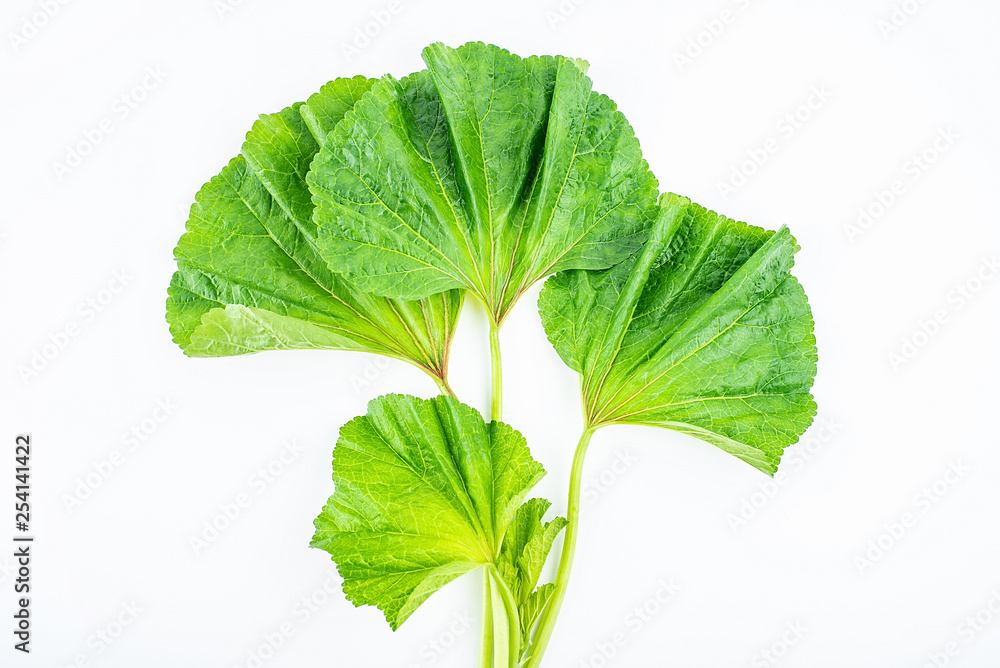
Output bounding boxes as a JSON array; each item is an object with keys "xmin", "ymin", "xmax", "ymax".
[
  {"xmin": 166, "ymin": 76, "xmax": 464, "ymax": 385},
  {"xmin": 496, "ymin": 499, "xmax": 566, "ymax": 604},
  {"xmin": 494, "ymin": 498, "xmax": 566, "ymax": 657},
  {"xmin": 518, "ymin": 583, "xmax": 556, "ymax": 650},
  {"xmin": 311, "ymin": 394, "xmax": 548, "ymax": 630},
  {"xmin": 539, "ymin": 193, "xmax": 818, "ymax": 475},
  {"xmin": 308, "ymin": 42, "xmax": 659, "ymax": 325}
]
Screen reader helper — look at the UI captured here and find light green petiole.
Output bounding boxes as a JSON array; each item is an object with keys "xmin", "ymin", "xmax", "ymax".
[
  {"xmin": 520, "ymin": 426, "xmax": 596, "ymax": 668},
  {"xmin": 479, "ymin": 574, "xmax": 494, "ymax": 668},
  {"xmin": 489, "ymin": 319, "xmax": 502, "ymax": 422},
  {"xmin": 480, "ymin": 317, "xmax": 515, "ymax": 667}
]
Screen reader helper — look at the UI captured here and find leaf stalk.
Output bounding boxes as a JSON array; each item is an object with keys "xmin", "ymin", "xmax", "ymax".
[
  {"xmin": 479, "ymin": 573, "xmax": 494, "ymax": 668},
  {"xmin": 519, "ymin": 425, "xmax": 595, "ymax": 668},
  {"xmin": 489, "ymin": 320, "xmax": 503, "ymax": 422}
]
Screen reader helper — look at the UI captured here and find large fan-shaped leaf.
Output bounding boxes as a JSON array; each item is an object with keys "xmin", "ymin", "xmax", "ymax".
[
  {"xmin": 539, "ymin": 193, "xmax": 818, "ymax": 474},
  {"xmin": 311, "ymin": 394, "xmax": 560, "ymax": 630},
  {"xmin": 166, "ymin": 77, "xmax": 463, "ymax": 387},
  {"xmin": 308, "ymin": 42, "xmax": 659, "ymax": 325}
]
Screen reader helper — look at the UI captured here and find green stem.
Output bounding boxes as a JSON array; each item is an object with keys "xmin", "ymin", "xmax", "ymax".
[
  {"xmin": 520, "ymin": 426, "xmax": 595, "ymax": 668},
  {"xmin": 479, "ymin": 317, "xmax": 506, "ymax": 667},
  {"xmin": 488, "ymin": 565, "xmax": 521, "ymax": 668},
  {"xmin": 433, "ymin": 372, "xmax": 457, "ymax": 398},
  {"xmin": 479, "ymin": 571, "xmax": 494, "ymax": 668},
  {"xmin": 489, "ymin": 319, "xmax": 502, "ymax": 422}
]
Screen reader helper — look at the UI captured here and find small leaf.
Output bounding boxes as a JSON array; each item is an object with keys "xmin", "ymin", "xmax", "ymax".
[
  {"xmin": 308, "ymin": 42, "xmax": 659, "ymax": 325},
  {"xmin": 519, "ymin": 583, "xmax": 556, "ymax": 650},
  {"xmin": 167, "ymin": 77, "xmax": 463, "ymax": 384},
  {"xmin": 494, "ymin": 499, "xmax": 566, "ymax": 659},
  {"xmin": 497, "ymin": 499, "xmax": 567, "ymax": 603},
  {"xmin": 311, "ymin": 394, "xmax": 547, "ymax": 630},
  {"xmin": 539, "ymin": 193, "xmax": 818, "ymax": 474}
]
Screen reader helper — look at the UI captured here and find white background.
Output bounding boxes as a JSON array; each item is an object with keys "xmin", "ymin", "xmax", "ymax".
[{"xmin": 2, "ymin": 0, "xmax": 999, "ymax": 666}]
